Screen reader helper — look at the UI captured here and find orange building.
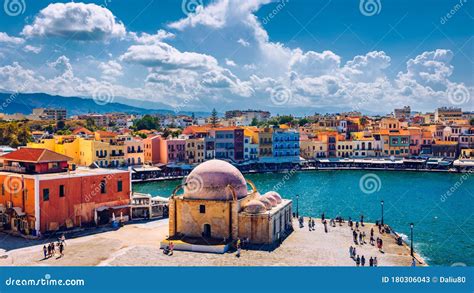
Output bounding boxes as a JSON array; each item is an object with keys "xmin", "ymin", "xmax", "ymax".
[{"xmin": 0, "ymin": 148, "xmax": 131, "ymax": 235}]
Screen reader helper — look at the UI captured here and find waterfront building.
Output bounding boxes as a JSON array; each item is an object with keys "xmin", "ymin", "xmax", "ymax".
[
  {"xmin": 336, "ymin": 139, "xmax": 354, "ymax": 158},
  {"xmin": 257, "ymin": 127, "xmax": 273, "ymax": 159},
  {"xmin": 408, "ymin": 127, "xmax": 422, "ymax": 156},
  {"xmin": 95, "ymin": 131, "xmax": 125, "ymax": 167},
  {"xmin": 0, "ymin": 148, "xmax": 131, "ymax": 234},
  {"xmin": 185, "ymin": 137, "xmax": 205, "ymax": 164},
  {"xmin": 432, "ymin": 141, "xmax": 458, "ymax": 159},
  {"xmin": 380, "ymin": 129, "xmax": 410, "ymax": 157},
  {"xmin": 160, "ymin": 138, "xmax": 186, "ymax": 165},
  {"xmin": 164, "ymin": 159, "xmax": 292, "ymax": 253},
  {"xmin": 272, "ymin": 128, "xmax": 300, "ymax": 162},
  {"xmin": 243, "ymin": 134, "xmax": 258, "ymax": 161},
  {"xmin": 143, "ymin": 135, "xmax": 161, "ymax": 165},
  {"xmin": 124, "ymin": 137, "xmax": 144, "ymax": 166},
  {"xmin": 300, "ymin": 139, "xmax": 327, "ymax": 159},
  {"xmin": 210, "ymin": 127, "xmax": 245, "ymax": 162},
  {"xmin": 460, "ymin": 148, "xmax": 474, "ymax": 159},
  {"xmin": 204, "ymin": 137, "xmax": 215, "ymax": 160},
  {"xmin": 351, "ymin": 132, "xmax": 383, "ymax": 157}
]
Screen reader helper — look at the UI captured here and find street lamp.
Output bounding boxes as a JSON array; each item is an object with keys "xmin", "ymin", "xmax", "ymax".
[
  {"xmin": 296, "ymin": 194, "xmax": 299, "ymax": 218},
  {"xmin": 410, "ymin": 223, "xmax": 414, "ymax": 257},
  {"xmin": 380, "ymin": 200, "xmax": 384, "ymax": 226}
]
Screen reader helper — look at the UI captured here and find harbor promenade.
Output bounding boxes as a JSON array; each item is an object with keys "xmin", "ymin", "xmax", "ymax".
[{"xmin": 0, "ymin": 218, "xmax": 425, "ymax": 267}]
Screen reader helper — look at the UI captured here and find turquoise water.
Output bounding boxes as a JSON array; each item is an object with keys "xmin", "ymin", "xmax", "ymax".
[{"xmin": 133, "ymin": 170, "xmax": 474, "ymax": 266}]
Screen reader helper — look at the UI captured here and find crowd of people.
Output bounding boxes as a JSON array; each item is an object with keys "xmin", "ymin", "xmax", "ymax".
[{"xmin": 42, "ymin": 234, "xmax": 66, "ymax": 259}]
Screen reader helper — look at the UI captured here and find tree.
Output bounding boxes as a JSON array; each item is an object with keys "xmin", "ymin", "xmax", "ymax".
[
  {"xmin": 250, "ymin": 117, "xmax": 258, "ymax": 126},
  {"xmin": 210, "ymin": 108, "xmax": 218, "ymax": 127},
  {"xmin": 298, "ymin": 118, "xmax": 309, "ymax": 126},
  {"xmin": 56, "ymin": 120, "xmax": 66, "ymax": 130},
  {"xmin": 134, "ymin": 115, "xmax": 159, "ymax": 131},
  {"xmin": 86, "ymin": 118, "xmax": 96, "ymax": 131}
]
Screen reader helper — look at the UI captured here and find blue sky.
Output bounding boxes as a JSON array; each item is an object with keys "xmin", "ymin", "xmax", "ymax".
[{"xmin": 0, "ymin": 0, "xmax": 472, "ymax": 115}]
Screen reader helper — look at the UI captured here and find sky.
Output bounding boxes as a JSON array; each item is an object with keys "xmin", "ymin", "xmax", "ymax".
[{"xmin": 0, "ymin": 0, "xmax": 472, "ymax": 115}]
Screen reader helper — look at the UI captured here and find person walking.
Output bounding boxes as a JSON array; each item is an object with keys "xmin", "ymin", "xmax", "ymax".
[
  {"xmin": 369, "ymin": 257, "xmax": 374, "ymax": 267},
  {"xmin": 373, "ymin": 257, "xmax": 378, "ymax": 267},
  {"xmin": 361, "ymin": 255, "xmax": 366, "ymax": 266},
  {"xmin": 360, "ymin": 214, "xmax": 364, "ymax": 226},
  {"xmin": 352, "ymin": 247, "xmax": 357, "ymax": 259},
  {"xmin": 356, "ymin": 255, "xmax": 360, "ymax": 267},
  {"xmin": 59, "ymin": 242, "xmax": 64, "ymax": 257},
  {"xmin": 359, "ymin": 232, "xmax": 363, "ymax": 244},
  {"xmin": 349, "ymin": 246, "xmax": 353, "ymax": 258},
  {"xmin": 43, "ymin": 245, "xmax": 47, "ymax": 259},
  {"xmin": 411, "ymin": 258, "xmax": 416, "ymax": 267},
  {"xmin": 311, "ymin": 219, "xmax": 315, "ymax": 231}
]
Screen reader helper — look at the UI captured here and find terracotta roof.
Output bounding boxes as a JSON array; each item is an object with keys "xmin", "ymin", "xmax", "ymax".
[
  {"xmin": 72, "ymin": 127, "xmax": 93, "ymax": 135},
  {"xmin": 1, "ymin": 148, "xmax": 72, "ymax": 163},
  {"xmin": 95, "ymin": 130, "xmax": 117, "ymax": 137}
]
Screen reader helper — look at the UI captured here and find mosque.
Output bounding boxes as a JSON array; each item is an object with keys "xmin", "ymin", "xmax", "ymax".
[{"xmin": 162, "ymin": 159, "xmax": 293, "ymax": 253}]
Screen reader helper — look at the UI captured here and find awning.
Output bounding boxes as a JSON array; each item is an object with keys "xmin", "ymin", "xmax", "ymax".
[
  {"xmin": 12, "ymin": 207, "xmax": 25, "ymax": 216},
  {"xmin": 152, "ymin": 195, "xmax": 170, "ymax": 202},
  {"xmin": 132, "ymin": 166, "xmax": 162, "ymax": 172}
]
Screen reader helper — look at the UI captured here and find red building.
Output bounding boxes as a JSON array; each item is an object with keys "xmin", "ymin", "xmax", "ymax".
[{"xmin": 0, "ymin": 148, "xmax": 131, "ymax": 235}]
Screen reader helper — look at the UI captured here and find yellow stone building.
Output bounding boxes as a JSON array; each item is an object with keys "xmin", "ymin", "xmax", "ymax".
[{"xmin": 163, "ymin": 159, "xmax": 293, "ymax": 253}]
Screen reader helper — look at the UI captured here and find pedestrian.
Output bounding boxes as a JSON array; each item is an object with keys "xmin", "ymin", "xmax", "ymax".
[
  {"xmin": 169, "ymin": 241, "xmax": 174, "ymax": 256},
  {"xmin": 352, "ymin": 247, "xmax": 357, "ymax": 259},
  {"xmin": 349, "ymin": 246, "xmax": 353, "ymax": 258},
  {"xmin": 369, "ymin": 257, "xmax": 374, "ymax": 267},
  {"xmin": 59, "ymin": 242, "xmax": 64, "ymax": 257},
  {"xmin": 51, "ymin": 242, "xmax": 56, "ymax": 256},
  {"xmin": 359, "ymin": 232, "xmax": 363, "ymax": 244},
  {"xmin": 355, "ymin": 221, "xmax": 359, "ymax": 231},
  {"xmin": 308, "ymin": 217, "xmax": 312, "ymax": 231},
  {"xmin": 370, "ymin": 227, "xmax": 374, "ymax": 237},
  {"xmin": 411, "ymin": 258, "xmax": 416, "ymax": 267},
  {"xmin": 356, "ymin": 255, "xmax": 360, "ymax": 267},
  {"xmin": 361, "ymin": 255, "xmax": 366, "ymax": 266},
  {"xmin": 323, "ymin": 220, "xmax": 328, "ymax": 233},
  {"xmin": 360, "ymin": 214, "xmax": 364, "ymax": 226},
  {"xmin": 379, "ymin": 238, "xmax": 383, "ymax": 252},
  {"xmin": 321, "ymin": 212, "xmax": 325, "ymax": 222},
  {"xmin": 370, "ymin": 235, "xmax": 375, "ymax": 245},
  {"xmin": 373, "ymin": 257, "xmax": 378, "ymax": 267},
  {"xmin": 311, "ymin": 219, "xmax": 315, "ymax": 231},
  {"xmin": 47, "ymin": 244, "xmax": 51, "ymax": 257},
  {"xmin": 362, "ymin": 231, "xmax": 366, "ymax": 243},
  {"xmin": 43, "ymin": 245, "xmax": 47, "ymax": 259}
]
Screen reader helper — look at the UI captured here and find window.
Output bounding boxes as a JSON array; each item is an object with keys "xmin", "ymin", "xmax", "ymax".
[
  {"xmin": 43, "ymin": 188, "xmax": 50, "ymax": 201},
  {"xmin": 59, "ymin": 185, "xmax": 65, "ymax": 197},
  {"xmin": 199, "ymin": 205, "xmax": 206, "ymax": 213},
  {"xmin": 100, "ymin": 180, "xmax": 107, "ymax": 194},
  {"xmin": 117, "ymin": 180, "xmax": 123, "ymax": 192}
]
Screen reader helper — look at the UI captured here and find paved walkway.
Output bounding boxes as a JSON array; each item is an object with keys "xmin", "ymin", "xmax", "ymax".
[{"xmin": 0, "ymin": 218, "xmax": 423, "ymax": 266}]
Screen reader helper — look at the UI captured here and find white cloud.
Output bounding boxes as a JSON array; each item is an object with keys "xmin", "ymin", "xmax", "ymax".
[
  {"xmin": 22, "ymin": 2, "xmax": 126, "ymax": 40},
  {"xmin": 130, "ymin": 29, "xmax": 175, "ymax": 44},
  {"xmin": 237, "ymin": 38, "xmax": 250, "ymax": 47},
  {"xmin": 0, "ymin": 32, "xmax": 24, "ymax": 45},
  {"xmin": 99, "ymin": 60, "xmax": 123, "ymax": 82},
  {"xmin": 23, "ymin": 45, "xmax": 42, "ymax": 54},
  {"xmin": 225, "ymin": 58, "xmax": 236, "ymax": 67}
]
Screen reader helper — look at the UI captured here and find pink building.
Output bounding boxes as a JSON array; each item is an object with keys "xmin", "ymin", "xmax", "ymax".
[
  {"xmin": 159, "ymin": 139, "xmax": 186, "ymax": 164},
  {"xmin": 408, "ymin": 127, "xmax": 422, "ymax": 156}
]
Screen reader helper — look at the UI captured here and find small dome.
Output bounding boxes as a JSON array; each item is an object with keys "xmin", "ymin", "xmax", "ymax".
[
  {"xmin": 263, "ymin": 191, "xmax": 282, "ymax": 204},
  {"xmin": 262, "ymin": 194, "xmax": 277, "ymax": 207},
  {"xmin": 242, "ymin": 200, "xmax": 266, "ymax": 214},
  {"xmin": 259, "ymin": 197, "xmax": 272, "ymax": 210},
  {"xmin": 183, "ymin": 160, "xmax": 248, "ymax": 200}
]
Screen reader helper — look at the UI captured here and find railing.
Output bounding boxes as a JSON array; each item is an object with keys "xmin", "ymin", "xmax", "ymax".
[{"xmin": 0, "ymin": 166, "xmax": 26, "ymax": 173}]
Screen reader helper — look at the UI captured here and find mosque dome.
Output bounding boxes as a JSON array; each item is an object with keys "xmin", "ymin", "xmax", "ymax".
[
  {"xmin": 263, "ymin": 191, "xmax": 282, "ymax": 204},
  {"xmin": 262, "ymin": 194, "xmax": 277, "ymax": 207},
  {"xmin": 259, "ymin": 197, "xmax": 272, "ymax": 210},
  {"xmin": 183, "ymin": 159, "xmax": 249, "ymax": 200},
  {"xmin": 242, "ymin": 200, "xmax": 266, "ymax": 214}
]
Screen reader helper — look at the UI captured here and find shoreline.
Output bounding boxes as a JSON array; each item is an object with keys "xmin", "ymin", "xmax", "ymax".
[{"xmin": 132, "ymin": 166, "xmax": 465, "ymax": 184}]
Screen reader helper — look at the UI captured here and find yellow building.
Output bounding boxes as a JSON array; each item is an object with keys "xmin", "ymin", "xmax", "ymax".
[
  {"xmin": 185, "ymin": 138, "xmax": 205, "ymax": 164},
  {"xmin": 163, "ymin": 160, "xmax": 292, "ymax": 253},
  {"xmin": 336, "ymin": 140, "xmax": 354, "ymax": 158},
  {"xmin": 300, "ymin": 139, "xmax": 327, "ymax": 159}
]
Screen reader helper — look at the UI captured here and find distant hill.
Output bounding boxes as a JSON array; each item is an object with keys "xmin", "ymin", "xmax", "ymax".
[{"xmin": 0, "ymin": 92, "xmax": 210, "ymax": 117}]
